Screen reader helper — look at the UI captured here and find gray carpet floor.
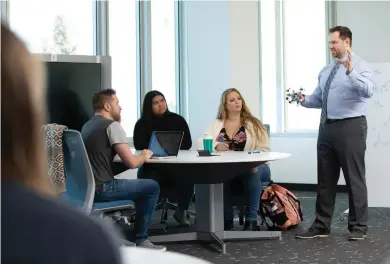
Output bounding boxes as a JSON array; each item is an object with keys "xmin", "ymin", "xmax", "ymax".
[{"xmin": 124, "ymin": 191, "xmax": 390, "ymax": 263}]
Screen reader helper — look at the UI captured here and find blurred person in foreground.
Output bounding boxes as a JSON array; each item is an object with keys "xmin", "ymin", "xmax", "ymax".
[{"xmin": 1, "ymin": 23, "xmax": 121, "ymax": 264}]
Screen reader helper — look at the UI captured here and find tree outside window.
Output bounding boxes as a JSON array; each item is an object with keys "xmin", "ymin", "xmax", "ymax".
[{"xmin": 42, "ymin": 16, "xmax": 77, "ymax": 55}]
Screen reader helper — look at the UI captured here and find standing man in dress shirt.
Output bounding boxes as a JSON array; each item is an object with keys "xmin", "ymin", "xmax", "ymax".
[{"xmin": 293, "ymin": 26, "xmax": 376, "ymax": 241}]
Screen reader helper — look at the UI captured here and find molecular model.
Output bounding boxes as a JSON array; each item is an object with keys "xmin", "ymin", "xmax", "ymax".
[{"xmin": 285, "ymin": 87, "xmax": 305, "ymax": 105}]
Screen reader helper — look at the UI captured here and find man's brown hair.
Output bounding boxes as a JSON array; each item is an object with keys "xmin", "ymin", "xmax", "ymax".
[
  {"xmin": 329, "ymin": 26, "xmax": 353, "ymax": 47},
  {"xmin": 1, "ymin": 23, "xmax": 52, "ymax": 194},
  {"xmin": 92, "ymin": 88, "xmax": 117, "ymax": 112}
]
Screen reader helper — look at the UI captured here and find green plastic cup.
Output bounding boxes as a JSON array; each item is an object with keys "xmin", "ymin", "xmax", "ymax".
[{"xmin": 203, "ymin": 134, "xmax": 213, "ymax": 153}]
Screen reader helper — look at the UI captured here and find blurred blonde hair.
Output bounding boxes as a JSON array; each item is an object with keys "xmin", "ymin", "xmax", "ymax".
[
  {"xmin": 1, "ymin": 23, "xmax": 52, "ymax": 195},
  {"xmin": 217, "ymin": 88, "xmax": 267, "ymax": 142}
]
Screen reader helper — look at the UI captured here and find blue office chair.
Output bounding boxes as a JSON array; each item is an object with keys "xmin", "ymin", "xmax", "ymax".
[
  {"xmin": 62, "ymin": 129, "xmax": 135, "ymax": 214},
  {"xmin": 61, "ymin": 129, "xmax": 135, "ymax": 245}
]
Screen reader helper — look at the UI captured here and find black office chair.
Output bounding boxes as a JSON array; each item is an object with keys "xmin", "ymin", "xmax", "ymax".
[
  {"xmin": 156, "ymin": 180, "xmax": 196, "ymax": 230},
  {"xmin": 138, "ymin": 164, "xmax": 196, "ymax": 231}
]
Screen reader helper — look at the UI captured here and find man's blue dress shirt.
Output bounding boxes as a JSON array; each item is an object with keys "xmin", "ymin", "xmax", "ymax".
[{"xmin": 302, "ymin": 53, "xmax": 376, "ymax": 119}]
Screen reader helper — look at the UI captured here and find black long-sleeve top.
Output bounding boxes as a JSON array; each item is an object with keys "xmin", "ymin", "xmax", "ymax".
[{"xmin": 133, "ymin": 112, "xmax": 192, "ymax": 150}]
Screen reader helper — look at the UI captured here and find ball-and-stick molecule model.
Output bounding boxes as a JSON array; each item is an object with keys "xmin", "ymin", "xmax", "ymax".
[{"xmin": 285, "ymin": 87, "xmax": 305, "ymax": 105}]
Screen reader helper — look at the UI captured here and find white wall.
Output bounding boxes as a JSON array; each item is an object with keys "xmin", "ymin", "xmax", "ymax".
[
  {"xmin": 184, "ymin": 1, "xmax": 231, "ymax": 140},
  {"xmin": 184, "ymin": 1, "xmax": 390, "ymax": 186},
  {"xmin": 270, "ymin": 136, "xmax": 321, "ymax": 184},
  {"xmin": 336, "ymin": 1, "xmax": 390, "ymax": 63},
  {"xmin": 229, "ymin": 1, "xmax": 261, "ymax": 118},
  {"xmin": 364, "ymin": 63, "xmax": 390, "ymax": 207},
  {"xmin": 184, "ymin": 1, "xmax": 260, "ymax": 141}
]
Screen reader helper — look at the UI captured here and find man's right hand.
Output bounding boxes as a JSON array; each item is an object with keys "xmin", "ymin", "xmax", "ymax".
[{"xmin": 140, "ymin": 149, "xmax": 153, "ymax": 160}]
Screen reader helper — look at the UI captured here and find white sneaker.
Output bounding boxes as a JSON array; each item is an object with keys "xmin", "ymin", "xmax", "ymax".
[{"xmin": 137, "ymin": 239, "xmax": 166, "ymax": 251}]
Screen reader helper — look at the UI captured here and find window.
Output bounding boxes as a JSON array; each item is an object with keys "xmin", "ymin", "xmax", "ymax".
[
  {"xmin": 283, "ymin": 0, "xmax": 327, "ymax": 131},
  {"xmin": 260, "ymin": 0, "xmax": 277, "ymax": 132},
  {"xmin": 0, "ymin": 2, "xmax": 7, "ymax": 22},
  {"xmin": 109, "ymin": 0, "xmax": 138, "ymax": 137},
  {"xmin": 150, "ymin": 0, "xmax": 178, "ymax": 112},
  {"xmin": 9, "ymin": 0, "xmax": 94, "ymax": 55}
]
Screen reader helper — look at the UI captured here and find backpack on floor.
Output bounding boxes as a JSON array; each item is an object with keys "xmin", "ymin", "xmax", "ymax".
[{"xmin": 259, "ymin": 182, "xmax": 303, "ymax": 231}]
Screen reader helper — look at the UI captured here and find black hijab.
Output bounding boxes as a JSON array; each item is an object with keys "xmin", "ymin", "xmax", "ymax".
[
  {"xmin": 134, "ymin": 90, "xmax": 192, "ymax": 150},
  {"xmin": 141, "ymin": 90, "xmax": 170, "ymax": 122}
]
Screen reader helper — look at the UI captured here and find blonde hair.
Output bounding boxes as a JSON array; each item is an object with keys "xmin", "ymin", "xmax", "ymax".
[
  {"xmin": 217, "ymin": 88, "xmax": 267, "ymax": 142},
  {"xmin": 1, "ymin": 24, "xmax": 52, "ymax": 195}
]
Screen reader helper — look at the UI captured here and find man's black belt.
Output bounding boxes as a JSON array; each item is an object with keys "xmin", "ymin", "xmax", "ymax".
[{"xmin": 325, "ymin": 115, "xmax": 364, "ymax": 124}]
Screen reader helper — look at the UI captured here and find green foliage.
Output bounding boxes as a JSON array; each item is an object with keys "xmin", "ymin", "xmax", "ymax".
[{"xmin": 42, "ymin": 15, "xmax": 77, "ymax": 54}]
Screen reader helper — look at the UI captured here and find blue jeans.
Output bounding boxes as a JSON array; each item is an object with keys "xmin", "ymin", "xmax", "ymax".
[
  {"xmin": 94, "ymin": 178, "xmax": 159, "ymax": 244},
  {"xmin": 224, "ymin": 164, "xmax": 271, "ymax": 221},
  {"xmin": 137, "ymin": 165, "xmax": 194, "ymax": 211}
]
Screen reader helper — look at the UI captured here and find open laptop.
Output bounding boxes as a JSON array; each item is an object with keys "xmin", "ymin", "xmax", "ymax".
[{"xmin": 148, "ymin": 131, "xmax": 184, "ymax": 159}]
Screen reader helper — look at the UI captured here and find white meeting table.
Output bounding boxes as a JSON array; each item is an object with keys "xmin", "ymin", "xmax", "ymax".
[
  {"xmin": 123, "ymin": 150, "xmax": 291, "ymax": 254},
  {"xmin": 121, "ymin": 247, "xmax": 213, "ymax": 264}
]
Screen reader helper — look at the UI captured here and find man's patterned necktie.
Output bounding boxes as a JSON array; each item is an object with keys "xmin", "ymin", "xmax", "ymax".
[{"xmin": 320, "ymin": 62, "xmax": 341, "ymax": 128}]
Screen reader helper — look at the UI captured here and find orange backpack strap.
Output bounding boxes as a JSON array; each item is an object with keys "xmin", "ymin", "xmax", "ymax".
[{"xmin": 286, "ymin": 192, "xmax": 303, "ymax": 221}]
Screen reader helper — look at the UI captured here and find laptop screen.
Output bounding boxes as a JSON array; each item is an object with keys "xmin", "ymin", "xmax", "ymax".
[{"xmin": 148, "ymin": 131, "xmax": 184, "ymax": 157}]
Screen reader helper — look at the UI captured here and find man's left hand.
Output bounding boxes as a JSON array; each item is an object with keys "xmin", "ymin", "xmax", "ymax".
[{"xmin": 337, "ymin": 47, "xmax": 353, "ymax": 73}]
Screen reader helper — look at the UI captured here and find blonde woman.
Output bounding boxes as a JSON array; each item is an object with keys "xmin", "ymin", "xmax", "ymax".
[
  {"xmin": 204, "ymin": 88, "xmax": 270, "ymax": 231},
  {"xmin": 1, "ymin": 24, "xmax": 121, "ymax": 263}
]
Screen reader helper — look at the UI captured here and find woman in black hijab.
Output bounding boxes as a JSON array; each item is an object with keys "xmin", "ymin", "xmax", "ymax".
[
  {"xmin": 134, "ymin": 91, "xmax": 193, "ymax": 226},
  {"xmin": 134, "ymin": 90, "xmax": 192, "ymax": 149}
]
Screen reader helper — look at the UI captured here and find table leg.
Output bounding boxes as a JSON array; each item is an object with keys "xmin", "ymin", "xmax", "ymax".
[
  {"xmin": 195, "ymin": 184, "xmax": 224, "ymax": 233},
  {"xmin": 149, "ymin": 183, "xmax": 281, "ymax": 254},
  {"xmin": 148, "ymin": 232, "xmax": 198, "ymax": 243},
  {"xmin": 148, "ymin": 184, "xmax": 224, "ymax": 245},
  {"xmin": 195, "ymin": 184, "xmax": 226, "ymax": 253},
  {"xmin": 222, "ymin": 230, "xmax": 281, "ymax": 240},
  {"xmin": 211, "ymin": 232, "xmax": 226, "ymax": 254}
]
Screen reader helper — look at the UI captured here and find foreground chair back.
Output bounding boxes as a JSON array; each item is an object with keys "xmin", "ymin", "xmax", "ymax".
[
  {"xmin": 62, "ymin": 129, "xmax": 135, "ymax": 212},
  {"xmin": 62, "ymin": 129, "xmax": 135, "ymax": 246},
  {"xmin": 62, "ymin": 129, "xmax": 95, "ymax": 213}
]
